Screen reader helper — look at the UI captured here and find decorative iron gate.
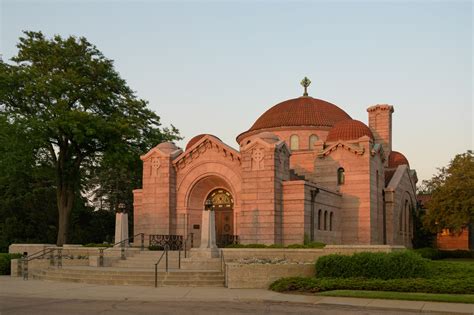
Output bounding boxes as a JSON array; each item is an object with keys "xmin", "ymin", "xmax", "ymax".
[{"xmin": 149, "ymin": 235, "xmax": 183, "ymax": 250}]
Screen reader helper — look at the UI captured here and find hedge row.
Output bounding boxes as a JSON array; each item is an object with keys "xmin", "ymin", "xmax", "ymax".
[
  {"xmin": 269, "ymin": 276, "xmax": 474, "ymax": 295},
  {"xmin": 315, "ymin": 251, "xmax": 430, "ymax": 280},
  {"xmin": 0, "ymin": 253, "xmax": 22, "ymax": 275},
  {"xmin": 225, "ymin": 242, "xmax": 325, "ymax": 249},
  {"xmin": 413, "ymin": 248, "xmax": 474, "ymax": 260}
]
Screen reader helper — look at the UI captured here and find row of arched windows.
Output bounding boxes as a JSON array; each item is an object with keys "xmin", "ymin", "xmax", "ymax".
[
  {"xmin": 290, "ymin": 134, "xmax": 319, "ymax": 150},
  {"xmin": 317, "ymin": 210, "xmax": 334, "ymax": 231}
]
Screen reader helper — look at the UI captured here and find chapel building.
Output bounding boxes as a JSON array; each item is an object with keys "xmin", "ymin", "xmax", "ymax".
[{"xmin": 133, "ymin": 80, "xmax": 418, "ymax": 248}]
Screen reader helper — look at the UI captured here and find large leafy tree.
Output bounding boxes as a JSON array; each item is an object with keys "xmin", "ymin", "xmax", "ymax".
[
  {"xmin": 0, "ymin": 31, "xmax": 180, "ymax": 245},
  {"xmin": 422, "ymin": 150, "xmax": 474, "ymax": 233}
]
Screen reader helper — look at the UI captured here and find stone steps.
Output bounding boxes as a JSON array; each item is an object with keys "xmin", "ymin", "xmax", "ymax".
[{"xmin": 31, "ymin": 268, "xmax": 225, "ymax": 287}]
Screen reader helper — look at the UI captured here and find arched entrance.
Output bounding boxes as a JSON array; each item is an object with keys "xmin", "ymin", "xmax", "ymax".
[
  {"xmin": 205, "ymin": 189, "xmax": 234, "ymax": 247},
  {"xmin": 185, "ymin": 174, "xmax": 239, "ymax": 248}
]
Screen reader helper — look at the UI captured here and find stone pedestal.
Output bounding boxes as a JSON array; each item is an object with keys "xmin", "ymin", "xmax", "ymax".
[
  {"xmin": 114, "ymin": 212, "xmax": 129, "ymax": 247},
  {"xmin": 190, "ymin": 209, "xmax": 220, "ymax": 258}
]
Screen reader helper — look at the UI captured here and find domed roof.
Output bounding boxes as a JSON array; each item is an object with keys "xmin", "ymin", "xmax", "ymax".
[
  {"xmin": 185, "ymin": 134, "xmax": 221, "ymax": 151},
  {"xmin": 327, "ymin": 119, "xmax": 374, "ymax": 142},
  {"xmin": 156, "ymin": 142, "xmax": 179, "ymax": 153},
  {"xmin": 388, "ymin": 151, "xmax": 409, "ymax": 168},
  {"xmin": 241, "ymin": 97, "xmax": 351, "ymax": 137}
]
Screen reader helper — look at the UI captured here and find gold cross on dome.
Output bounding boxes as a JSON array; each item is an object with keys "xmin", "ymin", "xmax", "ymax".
[{"xmin": 300, "ymin": 77, "xmax": 311, "ymax": 96}]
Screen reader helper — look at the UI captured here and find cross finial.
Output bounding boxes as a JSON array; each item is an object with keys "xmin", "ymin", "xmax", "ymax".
[{"xmin": 300, "ymin": 77, "xmax": 311, "ymax": 96}]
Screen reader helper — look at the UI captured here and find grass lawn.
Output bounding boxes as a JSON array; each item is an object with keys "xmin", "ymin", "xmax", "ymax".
[{"xmin": 317, "ymin": 290, "xmax": 474, "ymax": 304}]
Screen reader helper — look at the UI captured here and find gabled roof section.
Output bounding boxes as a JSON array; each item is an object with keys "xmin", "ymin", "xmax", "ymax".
[
  {"xmin": 318, "ymin": 141, "xmax": 365, "ymax": 157},
  {"xmin": 173, "ymin": 134, "xmax": 241, "ymax": 168}
]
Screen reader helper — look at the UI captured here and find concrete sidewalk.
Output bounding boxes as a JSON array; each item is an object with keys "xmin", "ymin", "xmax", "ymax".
[{"xmin": 0, "ymin": 276, "xmax": 472, "ymax": 314}]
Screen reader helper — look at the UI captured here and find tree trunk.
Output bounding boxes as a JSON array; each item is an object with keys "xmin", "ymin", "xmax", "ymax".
[{"xmin": 56, "ymin": 180, "xmax": 75, "ymax": 246}]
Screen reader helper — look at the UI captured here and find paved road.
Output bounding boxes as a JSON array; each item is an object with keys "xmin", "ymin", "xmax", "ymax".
[{"xmin": 0, "ymin": 296, "xmax": 444, "ymax": 315}]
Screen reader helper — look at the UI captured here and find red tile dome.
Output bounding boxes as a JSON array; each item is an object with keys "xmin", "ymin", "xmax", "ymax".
[
  {"xmin": 326, "ymin": 119, "xmax": 374, "ymax": 142},
  {"xmin": 237, "ymin": 97, "xmax": 351, "ymax": 142},
  {"xmin": 388, "ymin": 151, "xmax": 409, "ymax": 168}
]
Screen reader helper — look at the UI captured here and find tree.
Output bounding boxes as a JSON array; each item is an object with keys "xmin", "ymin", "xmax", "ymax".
[
  {"xmin": 422, "ymin": 151, "xmax": 474, "ymax": 233},
  {"xmin": 0, "ymin": 31, "xmax": 180, "ymax": 245}
]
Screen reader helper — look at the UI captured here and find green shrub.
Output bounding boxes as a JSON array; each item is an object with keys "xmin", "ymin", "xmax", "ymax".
[
  {"xmin": 316, "ymin": 251, "xmax": 430, "ymax": 280},
  {"xmin": 83, "ymin": 243, "xmax": 112, "ymax": 247},
  {"xmin": 413, "ymin": 248, "xmax": 474, "ymax": 260},
  {"xmin": 0, "ymin": 253, "xmax": 22, "ymax": 275},
  {"xmin": 413, "ymin": 248, "xmax": 442, "ymax": 260},
  {"xmin": 269, "ymin": 276, "xmax": 474, "ymax": 294},
  {"xmin": 225, "ymin": 242, "xmax": 325, "ymax": 249}
]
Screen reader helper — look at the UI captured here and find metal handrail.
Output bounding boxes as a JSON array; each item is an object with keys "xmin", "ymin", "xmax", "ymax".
[
  {"xmin": 184, "ymin": 233, "xmax": 194, "ymax": 258},
  {"xmin": 99, "ymin": 232, "xmax": 144, "ymax": 267},
  {"xmin": 21, "ymin": 247, "xmax": 63, "ymax": 280},
  {"xmin": 154, "ymin": 244, "xmax": 170, "ymax": 287}
]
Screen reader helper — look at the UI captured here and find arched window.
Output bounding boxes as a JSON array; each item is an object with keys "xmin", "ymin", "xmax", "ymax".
[
  {"xmin": 337, "ymin": 168, "xmax": 345, "ymax": 185},
  {"xmin": 324, "ymin": 211, "xmax": 328, "ymax": 230},
  {"xmin": 329, "ymin": 212, "xmax": 333, "ymax": 231},
  {"xmin": 290, "ymin": 135, "xmax": 299, "ymax": 150},
  {"xmin": 309, "ymin": 134, "xmax": 319, "ymax": 149},
  {"xmin": 318, "ymin": 209, "xmax": 322, "ymax": 230}
]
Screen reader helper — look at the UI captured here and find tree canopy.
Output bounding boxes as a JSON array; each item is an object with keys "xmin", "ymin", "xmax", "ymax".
[
  {"xmin": 422, "ymin": 150, "xmax": 474, "ymax": 233},
  {"xmin": 0, "ymin": 31, "xmax": 180, "ymax": 246}
]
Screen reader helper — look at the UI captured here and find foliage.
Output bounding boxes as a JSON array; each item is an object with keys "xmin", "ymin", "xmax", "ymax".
[
  {"xmin": 225, "ymin": 242, "xmax": 325, "ymax": 249},
  {"xmin": 412, "ymin": 199, "xmax": 436, "ymax": 248},
  {"xmin": 0, "ymin": 31, "xmax": 180, "ymax": 245},
  {"xmin": 413, "ymin": 248, "xmax": 474, "ymax": 260},
  {"xmin": 421, "ymin": 151, "xmax": 474, "ymax": 233},
  {"xmin": 315, "ymin": 251, "xmax": 430, "ymax": 279},
  {"xmin": 271, "ymin": 259, "xmax": 474, "ymax": 296},
  {"xmin": 270, "ymin": 276, "xmax": 474, "ymax": 294},
  {"xmin": 0, "ymin": 116, "xmax": 57, "ymax": 252},
  {"xmin": 83, "ymin": 243, "xmax": 112, "ymax": 248},
  {"xmin": 316, "ymin": 290, "xmax": 474, "ymax": 304},
  {"xmin": 0, "ymin": 253, "xmax": 22, "ymax": 275}
]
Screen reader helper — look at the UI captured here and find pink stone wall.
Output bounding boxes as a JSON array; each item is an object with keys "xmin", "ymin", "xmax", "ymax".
[
  {"xmin": 384, "ymin": 165, "xmax": 417, "ymax": 247},
  {"xmin": 239, "ymin": 138, "xmax": 290, "ymax": 245}
]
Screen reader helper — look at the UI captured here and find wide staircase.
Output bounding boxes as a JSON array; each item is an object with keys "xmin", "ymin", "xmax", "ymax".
[{"xmin": 30, "ymin": 250, "xmax": 225, "ymax": 287}]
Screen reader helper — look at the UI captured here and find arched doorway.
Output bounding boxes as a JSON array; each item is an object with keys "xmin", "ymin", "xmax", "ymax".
[{"xmin": 205, "ymin": 189, "xmax": 235, "ymax": 247}]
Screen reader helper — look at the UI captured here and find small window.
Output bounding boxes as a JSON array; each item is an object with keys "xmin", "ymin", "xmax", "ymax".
[
  {"xmin": 337, "ymin": 168, "xmax": 345, "ymax": 185},
  {"xmin": 318, "ymin": 209, "xmax": 322, "ymax": 230},
  {"xmin": 290, "ymin": 135, "xmax": 299, "ymax": 150},
  {"xmin": 309, "ymin": 134, "xmax": 319, "ymax": 149},
  {"xmin": 324, "ymin": 211, "xmax": 328, "ymax": 230},
  {"xmin": 329, "ymin": 212, "xmax": 333, "ymax": 231}
]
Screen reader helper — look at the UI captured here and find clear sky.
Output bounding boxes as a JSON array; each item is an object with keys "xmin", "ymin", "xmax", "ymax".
[{"xmin": 1, "ymin": 0, "xmax": 472, "ymax": 182}]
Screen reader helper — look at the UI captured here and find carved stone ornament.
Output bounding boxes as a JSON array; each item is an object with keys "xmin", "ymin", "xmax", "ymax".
[
  {"xmin": 150, "ymin": 157, "xmax": 161, "ymax": 176},
  {"xmin": 252, "ymin": 147, "xmax": 264, "ymax": 170}
]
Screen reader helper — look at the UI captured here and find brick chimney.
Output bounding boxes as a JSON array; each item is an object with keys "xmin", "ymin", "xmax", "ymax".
[{"xmin": 367, "ymin": 104, "xmax": 394, "ymax": 164}]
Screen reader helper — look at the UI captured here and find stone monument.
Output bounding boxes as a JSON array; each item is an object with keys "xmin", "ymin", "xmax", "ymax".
[
  {"xmin": 114, "ymin": 203, "xmax": 129, "ymax": 247},
  {"xmin": 190, "ymin": 199, "xmax": 220, "ymax": 258}
]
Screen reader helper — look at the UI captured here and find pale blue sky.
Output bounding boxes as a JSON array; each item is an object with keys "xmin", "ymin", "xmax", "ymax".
[{"xmin": 1, "ymin": 0, "xmax": 472, "ymax": 182}]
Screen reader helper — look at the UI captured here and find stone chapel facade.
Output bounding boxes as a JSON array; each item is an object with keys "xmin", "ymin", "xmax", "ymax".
[{"xmin": 133, "ymin": 84, "xmax": 418, "ymax": 248}]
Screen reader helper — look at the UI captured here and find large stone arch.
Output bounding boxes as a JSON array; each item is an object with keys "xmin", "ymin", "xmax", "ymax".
[{"xmin": 175, "ymin": 161, "xmax": 242, "ymax": 246}]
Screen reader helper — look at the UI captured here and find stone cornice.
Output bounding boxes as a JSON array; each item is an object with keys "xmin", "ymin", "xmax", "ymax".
[{"xmin": 366, "ymin": 104, "xmax": 394, "ymax": 113}]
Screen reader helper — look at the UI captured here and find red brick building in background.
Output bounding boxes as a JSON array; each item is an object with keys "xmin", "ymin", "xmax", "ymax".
[
  {"xmin": 133, "ymin": 81, "xmax": 418, "ymax": 248},
  {"xmin": 417, "ymin": 194, "xmax": 473, "ymax": 250}
]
